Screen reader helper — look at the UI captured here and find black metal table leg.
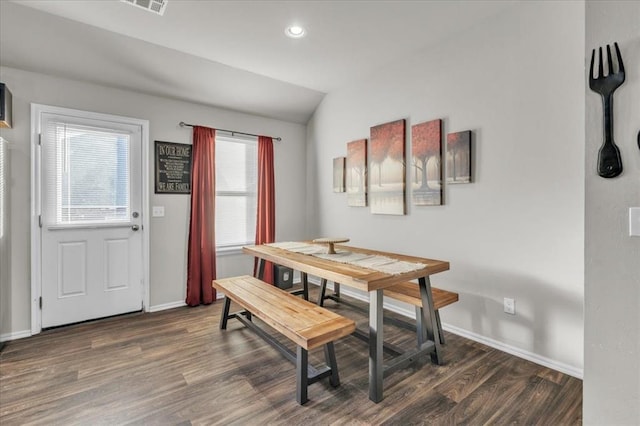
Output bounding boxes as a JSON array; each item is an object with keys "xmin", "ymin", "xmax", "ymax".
[
  {"xmin": 301, "ymin": 272, "xmax": 309, "ymax": 301},
  {"xmin": 435, "ymin": 310, "xmax": 445, "ymax": 344},
  {"xmin": 256, "ymin": 259, "xmax": 265, "ymax": 280},
  {"xmin": 369, "ymin": 289, "xmax": 384, "ymax": 402},
  {"xmin": 318, "ymin": 278, "xmax": 328, "ymax": 306},
  {"xmin": 419, "ymin": 276, "xmax": 443, "ymax": 364},
  {"xmin": 415, "ymin": 306, "xmax": 426, "ymax": 348}
]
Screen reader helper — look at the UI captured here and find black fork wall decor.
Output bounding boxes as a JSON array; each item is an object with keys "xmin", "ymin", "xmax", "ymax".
[{"xmin": 589, "ymin": 42, "xmax": 626, "ymax": 178}]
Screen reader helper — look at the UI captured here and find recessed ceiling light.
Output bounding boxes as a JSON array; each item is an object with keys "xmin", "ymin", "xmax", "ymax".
[{"xmin": 285, "ymin": 25, "xmax": 306, "ymax": 39}]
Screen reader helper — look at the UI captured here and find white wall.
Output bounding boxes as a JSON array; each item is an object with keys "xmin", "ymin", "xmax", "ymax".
[
  {"xmin": 307, "ymin": 1, "xmax": 585, "ymax": 373},
  {"xmin": 0, "ymin": 66, "xmax": 308, "ymax": 335},
  {"xmin": 584, "ymin": 1, "xmax": 640, "ymax": 424}
]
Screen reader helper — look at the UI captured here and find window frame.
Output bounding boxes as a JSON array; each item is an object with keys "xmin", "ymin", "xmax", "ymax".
[{"xmin": 214, "ymin": 133, "xmax": 258, "ymax": 254}]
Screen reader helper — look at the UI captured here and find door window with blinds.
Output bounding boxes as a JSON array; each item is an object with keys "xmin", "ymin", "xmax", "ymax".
[
  {"xmin": 215, "ymin": 134, "xmax": 257, "ymax": 250},
  {"xmin": 42, "ymin": 117, "xmax": 135, "ymax": 227}
]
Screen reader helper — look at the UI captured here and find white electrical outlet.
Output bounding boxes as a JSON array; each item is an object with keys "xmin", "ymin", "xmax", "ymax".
[{"xmin": 504, "ymin": 298, "xmax": 515, "ymax": 315}]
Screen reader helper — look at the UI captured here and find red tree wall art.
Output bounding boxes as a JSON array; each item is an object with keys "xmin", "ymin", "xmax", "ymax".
[
  {"xmin": 346, "ymin": 139, "xmax": 367, "ymax": 206},
  {"xmin": 446, "ymin": 130, "xmax": 472, "ymax": 184},
  {"xmin": 369, "ymin": 119, "xmax": 405, "ymax": 215},
  {"xmin": 411, "ymin": 119, "xmax": 442, "ymax": 206}
]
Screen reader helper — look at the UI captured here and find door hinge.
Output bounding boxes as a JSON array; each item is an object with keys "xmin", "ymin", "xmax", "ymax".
[
  {"xmin": 38, "ymin": 133, "xmax": 42, "ymax": 145},
  {"xmin": 39, "ymin": 296, "xmax": 42, "ymax": 309},
  {"xmin": 38, "ymin": 215, "xmax": 42, "ymax": 228}
]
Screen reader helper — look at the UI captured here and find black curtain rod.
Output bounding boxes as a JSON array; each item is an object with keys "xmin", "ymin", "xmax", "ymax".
[{"xmin": 179, "ymin": 121, "xmax": 282, "ymax": 142}]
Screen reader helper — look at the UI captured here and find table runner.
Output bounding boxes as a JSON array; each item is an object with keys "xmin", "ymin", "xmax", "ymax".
[{"xmin": 266, "ymin": 242, "xmax": 427, "ymax": 275}]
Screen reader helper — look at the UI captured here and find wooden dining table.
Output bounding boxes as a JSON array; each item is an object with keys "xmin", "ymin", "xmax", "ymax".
[{"xmin": 243, "ymin": 243, "xmax": 450, "ymax": 403}]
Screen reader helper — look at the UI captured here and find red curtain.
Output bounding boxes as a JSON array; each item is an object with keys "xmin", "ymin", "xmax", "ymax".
[
  {"xmin": 186, "ymin": 126, "xmax": 217, "ymax": 306},
  {"xmin": 254, "ymin": 136, "xmax": 275, "ymax": 284}
]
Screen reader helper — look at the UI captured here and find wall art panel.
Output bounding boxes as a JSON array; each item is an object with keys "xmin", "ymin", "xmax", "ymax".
[
  {"xmin": 446, "ymin": 130, "xmax": 472, "ymax": 184},
  {"xmin": 333, "ymin": 156, "xmax": 345, "ymax": 193},
  {"xmin": 369, "ymin": 119, "xmax": 406, "ymax": 215},
  {"xmin": 411, "ymin": 119, "xmax": 442, "ymax": 205},
  {"xmin": 346, "ymin": 139, "xmax": 367, "ymax": 206}
]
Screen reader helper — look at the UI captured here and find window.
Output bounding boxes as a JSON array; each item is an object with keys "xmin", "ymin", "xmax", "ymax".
[
  {"xmin": 43, "ymin": 120, "xmax": 132, "ymax": 226},
  {"xmin": 215, "ymin": 134, "xmax": 257, "ymax": 251}
]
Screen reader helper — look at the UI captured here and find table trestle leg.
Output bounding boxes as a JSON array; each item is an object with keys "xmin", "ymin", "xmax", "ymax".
[
  {"xmin": 419, "ymin": 277, "xmax": 443, "ymax": 365},
  {"xmin": 256, "ymin": 259, "xmax": 265, "ymax": 280},
  {"xmin": 435, "ymin": 310, "xmax": 445, "ymax": 344},
  {"xmin": 289, "ymin": 272, "xmax": 310, "ymax": 300},
  {"xmin": 415, "ymin": 306, "xmax": 426, "ymax": 347},
  {"xmin": 318, "ymin": 279, "xmax": 328, "ymax": 306},
  {"xmin": 318, "ymin": 280, "xmax": 342, "ymax": 305},
  {"xmin": 301, "ymin": 273, "xmax": 309, "ymax": 300},
  {"xmin": 369, "ymin": 289, "xmax": 384, "ymax": 403}
]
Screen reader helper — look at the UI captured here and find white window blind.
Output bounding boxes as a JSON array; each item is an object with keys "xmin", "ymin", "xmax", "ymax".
[
  {"xmin": 215, "ymin": 134, "xmax": 257, "ymax": 249},
  {"xmin": 43, "ymin": 120, "xmax": 131, "ymax": 226}
]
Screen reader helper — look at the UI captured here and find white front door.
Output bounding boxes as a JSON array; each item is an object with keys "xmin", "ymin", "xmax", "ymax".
[{"xmin": 37, "ymin": 109, "xmax": 144, "ymax": 328}]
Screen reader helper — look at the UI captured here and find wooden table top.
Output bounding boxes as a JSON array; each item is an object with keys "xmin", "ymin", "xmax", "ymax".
[{"xmin": 243, "ymin": 244, "xmax": 449, "ymax": 292}]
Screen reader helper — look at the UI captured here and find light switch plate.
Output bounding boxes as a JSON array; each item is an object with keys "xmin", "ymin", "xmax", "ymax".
[
  {"xmin": 152, "ymin": 206, "xmax": 165, "ymax": 217},
  {"xmin": 630, "ymin": 207, "xmax": 640, "ymax": 236}
]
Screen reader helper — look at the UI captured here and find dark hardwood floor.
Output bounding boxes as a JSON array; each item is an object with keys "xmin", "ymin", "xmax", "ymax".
[{"xmin": 0, "ymin": 287, "xmax": 582, "ymax": 425}]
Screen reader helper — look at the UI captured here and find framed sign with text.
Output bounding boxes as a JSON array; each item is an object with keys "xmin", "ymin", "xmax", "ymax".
[{"xmin": 155, "ymin": 141, "xmax": 192, "ymax": 194}]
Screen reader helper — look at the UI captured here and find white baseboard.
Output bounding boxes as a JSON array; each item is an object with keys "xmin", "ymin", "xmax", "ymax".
[
  {"xmin": 148, "ymin": 300, "xmax": 187, "ymax": 312},
  {"xmin": 0, "ymin": 329, "xmax": 32, "ymax": 343},
  {"xmin": 307, "ymin": 278, "xmax": 584, "ymax": 380},
  {"xmin": 148, "ymin": 293, "xmax": 225, "ymax": 313},
  {"xmin": 441, "ymin": 323, "xmax": 583, "ymax": 379}
]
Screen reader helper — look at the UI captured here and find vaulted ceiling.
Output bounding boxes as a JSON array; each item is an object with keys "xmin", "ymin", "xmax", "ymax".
[{"xmin": 0, "ymin": 0, "xmax": 517, "ymax": 123}]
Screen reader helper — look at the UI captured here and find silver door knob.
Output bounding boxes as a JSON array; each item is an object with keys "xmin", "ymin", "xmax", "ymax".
[{"xmin": 132, "ymin": 225, "xmax": 140, "ymax": 231}]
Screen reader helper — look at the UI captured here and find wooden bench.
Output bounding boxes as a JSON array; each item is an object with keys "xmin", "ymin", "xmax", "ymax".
[
  {"xmin": 318, "ymin": 279, "xmax": 458, "ymax": 345},
  {"xmin": 213, "ymin": 275, "xmax": 356, "ymax": 405},
  {"xmin": 384, "ymin": 281, "xmax": 458, "ymax": 346}
]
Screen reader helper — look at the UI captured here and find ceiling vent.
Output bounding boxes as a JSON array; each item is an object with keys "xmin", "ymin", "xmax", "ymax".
[{"xmin": 121, "ymin": 0, "xmax": 167, "ymax": 16}]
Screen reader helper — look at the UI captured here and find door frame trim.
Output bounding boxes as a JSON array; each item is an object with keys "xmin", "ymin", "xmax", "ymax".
[{"xmin": 30, "ymin": 104, "xmax": 150, "ymax": 335}]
